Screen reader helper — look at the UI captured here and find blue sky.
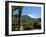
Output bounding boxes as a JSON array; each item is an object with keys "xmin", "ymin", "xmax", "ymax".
[{"xmin": 13, "ymin": 6, "xmax": 41, "ymax": 18}]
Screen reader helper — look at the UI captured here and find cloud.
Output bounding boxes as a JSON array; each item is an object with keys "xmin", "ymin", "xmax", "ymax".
[{"xmin": 28, "ymin": 14, "xmax": 38, "ymax": 19}]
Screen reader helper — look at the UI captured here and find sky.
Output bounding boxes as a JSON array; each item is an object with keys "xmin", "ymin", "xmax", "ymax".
[{"xmin": 13, "ymin": 6, "xmax": 41, "ymax": 18}]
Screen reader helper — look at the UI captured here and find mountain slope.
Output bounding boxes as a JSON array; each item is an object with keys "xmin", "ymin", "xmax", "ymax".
[{"xmin": 21, "ymin": 15, "xmax": 33, "ymax": 21}]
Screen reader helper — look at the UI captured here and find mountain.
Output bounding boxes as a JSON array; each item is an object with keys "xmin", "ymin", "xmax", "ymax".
[
  {"xmin": 12, "ymin": 15, "xmax": 41, "ymax": 24},
  {"xmin": 21, "ymin": 15, "xmax": 33, "ymax": 21}
]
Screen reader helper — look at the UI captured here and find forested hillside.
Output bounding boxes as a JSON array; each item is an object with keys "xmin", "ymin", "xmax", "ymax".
[{"xmin": 12, "ymin": 15, "xmax": 41, "ymax": 31}]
